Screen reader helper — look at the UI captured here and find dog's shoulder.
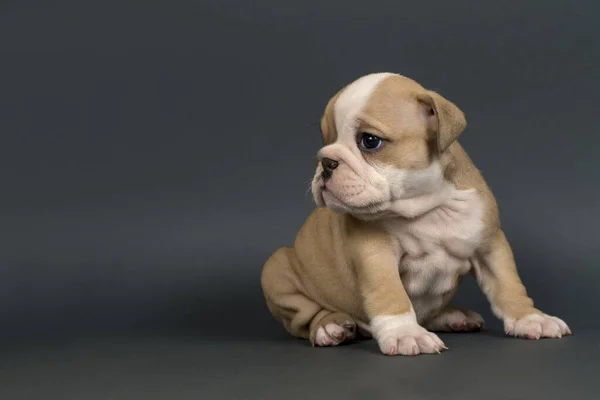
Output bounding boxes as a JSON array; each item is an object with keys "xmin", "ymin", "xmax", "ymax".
[{"xmin": 444, "ymin": 142, "xmax": 501, "ymax": 241}]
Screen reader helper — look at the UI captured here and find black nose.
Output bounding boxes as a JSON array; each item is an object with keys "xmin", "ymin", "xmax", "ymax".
[{"xmin": 321, "ymin": 157, "xmax": 339, "ymax": 179}]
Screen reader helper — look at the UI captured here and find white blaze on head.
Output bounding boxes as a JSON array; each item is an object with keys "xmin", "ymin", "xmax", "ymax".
[{"xmin": 333, "ymin": 73, "xmax": 396, "ymax": 145}]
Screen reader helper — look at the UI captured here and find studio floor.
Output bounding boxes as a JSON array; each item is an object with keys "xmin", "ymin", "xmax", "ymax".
[{"xmin": 2, "ymin": 326, "xmax": 598, "ymax": 400}]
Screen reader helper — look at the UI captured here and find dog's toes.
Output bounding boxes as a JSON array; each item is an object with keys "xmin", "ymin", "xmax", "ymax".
[{"xmin": 311, "ymin": 314, "xmax": 357, "ymax": 347}]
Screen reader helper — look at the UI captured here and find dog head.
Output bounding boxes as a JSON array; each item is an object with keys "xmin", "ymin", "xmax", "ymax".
[{"xmin": 311, "ymin": 73, "xmax": 467, "ymax": 219}]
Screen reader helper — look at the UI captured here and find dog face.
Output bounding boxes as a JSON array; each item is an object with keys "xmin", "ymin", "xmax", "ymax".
[{"xmin": 311, "ymin": 73, "xmax": 467, "ymax": 219}]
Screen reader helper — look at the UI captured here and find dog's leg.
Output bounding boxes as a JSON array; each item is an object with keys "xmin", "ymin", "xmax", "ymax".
[
  {"xmin": 261, "ymin": 247, "xmax": 352, "ymax": 345},
  {"xmin": 423, "ymin": 305, "xmax": 484, "ymax": 332},
  {"xmin": 353, "ymin": 232, "xmax": 447, "ymax": 356},
  {"xmin": 472, "ymin": 229, "xmax": 571, "ymax": 339}
]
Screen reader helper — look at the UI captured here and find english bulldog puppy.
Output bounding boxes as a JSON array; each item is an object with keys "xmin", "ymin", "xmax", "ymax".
[{"xmin": 261, "ymin": 73, "xmax": 571, "ymax": 356}]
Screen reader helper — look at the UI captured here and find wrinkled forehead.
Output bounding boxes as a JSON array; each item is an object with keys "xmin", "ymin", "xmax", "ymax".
[
  {"xmin": 326, "ymin": 73, "xmax": 425, "ymax": 144},
  {"xmin": 333, "ymin": 73, "xmax": 395, "ymax": 134}
]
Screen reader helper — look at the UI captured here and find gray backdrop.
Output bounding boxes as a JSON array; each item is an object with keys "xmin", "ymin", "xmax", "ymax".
[{"xmin": 1, "ymin": 0, "xmax": 599, "ymax": 399}]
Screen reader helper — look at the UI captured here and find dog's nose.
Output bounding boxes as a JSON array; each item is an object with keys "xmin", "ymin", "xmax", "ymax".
[{"xmin": 321, "ymin": 157, "xmax": 339, "ymax": 179}]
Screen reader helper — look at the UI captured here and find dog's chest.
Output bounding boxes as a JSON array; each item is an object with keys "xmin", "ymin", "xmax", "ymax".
[{"xmin": 383, "ymin": 189, "xmax": 484, "ymax": 300}]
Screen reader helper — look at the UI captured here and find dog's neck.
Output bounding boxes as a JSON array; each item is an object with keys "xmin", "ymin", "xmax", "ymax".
[
  {"xmin": 387, "ymin": 182, "xmax": 456, "ymax": 219},
  {"xmin": 349, "ymin": 177, "xmax": 462, "ymax": 222}
]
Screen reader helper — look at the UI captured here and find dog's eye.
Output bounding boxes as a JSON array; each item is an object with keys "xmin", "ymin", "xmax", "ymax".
[{"xmin": 359, "ymin": 133, "xmax": 383, "ymax": 151}]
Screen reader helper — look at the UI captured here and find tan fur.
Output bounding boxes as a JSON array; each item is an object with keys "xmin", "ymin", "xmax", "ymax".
[
  {"xmin": 261, "ymin": 73, "xmax": 570, "ymax": 354},
  {"xmin": 319, "ymin": 87, "xmax": 345, "ymax": 145},
  {"xmin": 417, "ymin": 90, "xmax": 467, "ymax": 153},
  {"xmin": 359, "ymin": 76, "xmax": 432, "ymax": 170}
]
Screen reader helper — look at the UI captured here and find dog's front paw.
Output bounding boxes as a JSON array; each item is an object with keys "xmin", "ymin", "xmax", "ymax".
[
  {"xmin": 505, "ymin": 313, "xmax": 571, "ymax": 339},
  {"xmin": 371, "ymin": 315, "xmax": 447, "ymax": 356}
]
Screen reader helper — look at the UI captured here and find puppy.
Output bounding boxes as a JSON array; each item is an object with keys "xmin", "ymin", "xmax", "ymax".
[{"xmin": 261, "ymin": 73, "xmax": 571, "ymax": 356}]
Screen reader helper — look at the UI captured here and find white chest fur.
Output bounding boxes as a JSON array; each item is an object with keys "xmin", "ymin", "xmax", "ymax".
[{"xmin": 383, "ymin": 187, "xmax": 485, "ymax": 319}]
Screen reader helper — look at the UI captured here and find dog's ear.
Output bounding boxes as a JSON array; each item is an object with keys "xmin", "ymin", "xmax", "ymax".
[{"xmin": 416, "ymin": 91, "xmax": 466, "ymax": 153}]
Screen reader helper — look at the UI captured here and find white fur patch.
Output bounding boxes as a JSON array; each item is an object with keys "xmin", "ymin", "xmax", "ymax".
[
  {"xmin": 384, "ymin": 159, "xmax": 446, "ymax": 201},
  {"xmin": 384, "ymin": 186, "xmax": 485, "ymax": 321},
  {"xmin": 370, "ymin": 311, "xmax": 446, "ymax": 356},
  {"xmin": 333, "ymin": 72, "xmax": 395, "ymax": 144},
  {"xmin": 504, "ymin": 313, "xmax": 571, "ymax": 339}
]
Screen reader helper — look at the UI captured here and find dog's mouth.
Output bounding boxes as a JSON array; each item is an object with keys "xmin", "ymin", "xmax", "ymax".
[
  {"xmin": 311, "ymin": 176, "xmax": 327, "ymax": 207},
  {"xmin": 318, "ymin": 183, "xmax": 390, "ymax": 219},
  {"xmin": 312, "ymin": 176, "xmax": 341, "ymax": 206},
  {"xmin": 320, "ymin": 184, "xmax": 339, "ymax": 201}
]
